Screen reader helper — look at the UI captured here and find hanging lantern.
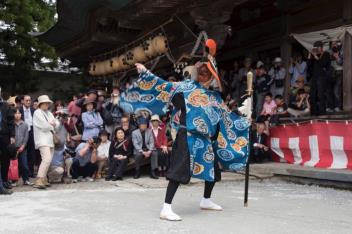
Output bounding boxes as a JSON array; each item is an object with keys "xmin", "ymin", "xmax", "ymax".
[
  {"xmin": 94, "ymin": 61, "xmax": 105, "ymax": 75},
  {"xmin": 143, "ymin": 38, "xmax": 156, "ymax": 58},
  {"xmin": 111, "ymin": 56, "xmax": 121, "ymax": 72},
  {"xmin": 132, "ymin": 46, "xmax": 148, "ymax": 62},
  {"xmin": 152, "ymin": 35, "xmax": 168, "ymax": 55},
  {"xmin": 103, "ymin": 59, "xmax": 114, "ymax": 74},
  {"xmin": 119, "ymin": 54, "xmax": 130, "ymax": 70},
  {"xmin": 88, "ymin": 62, "xmax": 96, "ymax": 76},
  {"xmin": 125, "ymin": 50, "xmax": 136, "ymax": 65}
]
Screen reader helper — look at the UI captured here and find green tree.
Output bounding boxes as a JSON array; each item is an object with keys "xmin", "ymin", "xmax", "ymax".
[{"xmin": 0, "ymin": 0, "xmax": 57, "ymax": 95}]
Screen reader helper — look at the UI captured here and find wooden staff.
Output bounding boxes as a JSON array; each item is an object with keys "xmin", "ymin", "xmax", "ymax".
[{"xmin": 244, "ymin": 71, "xmax": 253, "ymax": 207}]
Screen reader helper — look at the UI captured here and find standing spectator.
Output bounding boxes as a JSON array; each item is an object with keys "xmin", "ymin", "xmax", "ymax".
[
  {"xmin": 75, "ymin": 89, "xmax": 98, "ymax": 110},
  {"xmin": 239, "ymin": 58, "xmax": 255, "ymax": 99},
  {"xmin": 106, "ymin": 128, "xmax": 132, "ymax": 181},
  {"xmin": 0, "ymin": 96, "xmax": 15, "ymax": 191},
  {"xmin": 20, "ymin": 95, "xmax": 37, "ymax": 178},
  {"xmin": 132, "ymin": 117, "xmax": 158, "ymax": 179},
  {"xmin": 308, "ymin": 40, "xmax": 332, "ymax": 115},
  {"xmin": 14, "ymin": 108, "xmax": 32, "ymax": 185},
  {"xmin": 289, "ymin": 54, "xmax": 307, "ymax": 87},
  {"xmin": 255, "ymin": 61, "xmax": 273, "ymax": 116},
  {"xmin": 251, "ymin": 119, "xmax": 270, "ymax": 163},
  {"xmin": 269, "ymin": 57, "xmax": 286, "ymax": 96},
  {"xmin": 71, "ymin": 138, "xmax": 98, "ymax": 183},
  {"xmin": 260, "ymin": 93, "xmax": 277, "ymax": 117},
  {"xmin": 150, "ymin": 115, "xmax": 168, "ymax": 177},
  {"xmin": 53, "ymin": 100, "xmax": 64, "ymax": 116},
  {"xmin": 96, "ymin": 130, "xmax": 111, "ymax": 179},
  {"xmin": 33, "ymin": 95, "xmax": 60, "ymax": 189},
  {"xmin": 81, "ymin": 100, "xmax": 103, "ymax": 142},
  {"xmin": 96, "ymin": 90, "xmax": 106, "ymax": 114},
  {"xmin": 287, "ymin": 89, "xmax": 311, "ymax": 117},
  {"xmin": 229, "ymin": 61, "xmax": 240, "ymax": 101},
  {"xmin": 103, "ymin": 87, "xmax": 123, "ymax": 138},
  {"xmin": 329, "ymin": 40, "xmax": 343, "ymax": 112},
  {"xmin": 33, "ymin": 99, "xmax": 39, "ymax": 110},
  {"xmin": 67, "ymin": 95, "xmax": 81, "ymax": 117}
]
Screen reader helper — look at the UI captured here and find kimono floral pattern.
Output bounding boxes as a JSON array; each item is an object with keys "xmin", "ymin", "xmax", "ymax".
[{"xmin": 120, "ymin": 70, "xmax": 250, "ymax": 181}]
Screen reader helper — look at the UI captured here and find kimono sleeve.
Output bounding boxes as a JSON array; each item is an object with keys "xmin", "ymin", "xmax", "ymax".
[{"xmin": 120, "ymin": 70, "xmax": 176, "ymax": 116}]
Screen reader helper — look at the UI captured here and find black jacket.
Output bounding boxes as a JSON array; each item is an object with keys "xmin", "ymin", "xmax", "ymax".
[
  {"xmin": 0, "ymin": 101, "xmax": 15, "ymax": 138},
  {"xmin": 108, "ymin": 139, "xmax": 133, "ymax": 160}
]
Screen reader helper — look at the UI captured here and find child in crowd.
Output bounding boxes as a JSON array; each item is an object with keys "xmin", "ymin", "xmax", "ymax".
[
  {"xmin": 260, "ymin": 92, "xmax": 277, "ymax": 118},
  {"xmin": 288, "ymin": 89, "xmax": 311, "ymax": 117},
  {"xmin": 96, "ymin": 130, "xmax": 111, "ymax": 179},
  {"xmin": 270, "ymin": 95, "xmax": 288, "ymax": 125},
  {"xmin": 14, "ymin": 108, "xmax": 32, "ymax": 185}
]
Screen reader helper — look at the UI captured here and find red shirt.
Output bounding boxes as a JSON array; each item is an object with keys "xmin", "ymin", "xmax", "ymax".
[{"xmin": 151, "ymin": 127, "xmax": 167, "ymax": 149}]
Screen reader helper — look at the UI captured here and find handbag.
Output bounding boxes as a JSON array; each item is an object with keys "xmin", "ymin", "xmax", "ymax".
[
  {"xmin": 42, "ymin": 111, "xmax": 60, "ymax": 147},
  {"xmin": 8, "ymin": 159, "xmax": 19, "ymax": 181}
]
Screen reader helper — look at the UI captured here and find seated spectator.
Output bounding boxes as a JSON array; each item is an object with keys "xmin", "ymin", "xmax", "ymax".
[
  {"xmin": 71, "ymin": 138, "xmax": 98, "ymax": 183},
  {"xmin": 81, "ymin": 100, "xmax": 103, "ymax": 141},
  {"xmin": 96, "ymin": 130, "xmax": 111, "ymax": 179},
  {"xmin": 290, "ymin": 76, "xmax": 310, "ymax": 96},
  {"xmin": 106, "ymin": 128, "xmax": 132, "ymax": 181},
  {"xmin": 150, "ymin": 115, "xmax": 169, "ymax": 177},
  {"xmin": 270, "ymin": 95, "xmax": 288, "ymax": 125},
  {"xmin": 288, "ymin": 89, "xmax": 311, "ymax": 117},
  {"xmin": 132, "ymin": 117, "xmax": 158, "ymax": 179},
  {"xmin": 260, "ymin": 93, "xmax": 277, "ymax": 118},
  {"xmin": 48, "ymin": 147, "xmax": 73, "ymax": 183},
  {"xmin": 121, "ymin": 115, "xmax": 136, "ymax": 142},
  {"xmin": 251, "ymin": 119, "xmax": 270, "ymax": 163}
]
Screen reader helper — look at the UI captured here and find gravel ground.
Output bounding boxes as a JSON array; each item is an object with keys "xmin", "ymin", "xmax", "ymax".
[{"xmin": 0, "ymin": 175, "xmax": 351, "ymax": 234}]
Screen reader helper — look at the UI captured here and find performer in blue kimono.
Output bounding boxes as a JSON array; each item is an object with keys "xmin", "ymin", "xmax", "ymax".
[{"xmin": 120, "ymin": 39, "xmax": 250, "ymax": 221}]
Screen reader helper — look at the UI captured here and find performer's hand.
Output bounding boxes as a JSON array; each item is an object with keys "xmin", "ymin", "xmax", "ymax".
[{"xmin": 135, "ymin": 63, "xmax": 147, "ymax": 74}]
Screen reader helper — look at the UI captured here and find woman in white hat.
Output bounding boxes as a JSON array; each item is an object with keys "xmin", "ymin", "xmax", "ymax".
[{"xmin": 32, "ymin": 95, "xmax": 60, "ymax": 189}]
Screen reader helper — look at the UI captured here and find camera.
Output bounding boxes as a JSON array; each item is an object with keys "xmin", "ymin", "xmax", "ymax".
[
  {"xmin": 64, "ymin": 145, "xmax": 76, "ymax": 158},
  {"xmin": 92, "ymin": 136, "xmax": 101, "ymax": 146}
]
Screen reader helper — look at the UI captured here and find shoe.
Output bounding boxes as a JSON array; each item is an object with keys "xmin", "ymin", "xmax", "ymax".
[
  {"xmin": 200, "ymin": 198, "xmax": 223, "ymax": 211},
  {"xmin": 33, "ymin": 178, "xmax": 46, "ymax": 189},
  {"xmin": 23, "ymin": 180, "xmax": 34, "ymax": 186},
  {"xmin": 326, "ymin": 108, "xmax": 333, "ymax": 113},
  {"xmin": 86, "ymin": 177, "xmax": 94, "ymax": 182},
  {"xmin": 72, "ymin": 179, "xmax": 78, "ymax": 183},
  {"xmin": 105, "ymin": 176, "xmax": 112, "ymax": 181},
  {"xmin": 160, "ymin": 203, "xmax": 182, "ymax": 221},
  {"xmin": 150, "ymin": 171, "xmax": 159, "ymax": 179},
  {"xmin": 134, "ymin": 170, "xmax": 141, "ymax": 179},
  {"xmin": 96, "ymin": 172, "xmax": 102, "ymax": 179},
  {"xmin": 0, "ymin": 189, "xmax": 13, "ymax": 195},
  {"xmin": 43, "ymin": 178, "xmax": 51, "ymax": 187},
  {"xmin": 3, "ymin": 182, "xmax": 12, "ymax": 190},
  {"xmin": 10, "ymin": 182, "xmax": 17, "ymax": 187},
  {"xmin": 334, "ymin": 107, "xmax": 342, "ymax": 112},
  {"xmin": 111, "ymin": 176, "xmax": 118, "ymax": 181},
  {"xmin": 77, "ymin": 176, "xmax": 84, "ymax": 182}
]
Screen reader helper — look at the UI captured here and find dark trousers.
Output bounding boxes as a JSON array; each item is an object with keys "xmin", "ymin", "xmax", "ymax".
[
  {"xmin": 251, "ymin": 149, "xmax": 271, "ymax": 163},
  {"xmin": 0, "ymin": 166, "xmax": 4, "ymax": 190},
  {"xmin": 310, "ymin": 77, "xmax": 330, "ymax": 115},
  {"xmin": 134, "ymin": 151, "xmax": 158, "ymax": 171},
  {"xmin": 107, "ymin": 158, "xmax": 128, "ymax": 178},
  {"xmin": 0, "ymin": 136, "xmax": 10, "ymax": 183},
  {"xmin": 27, "ymin": 130, "xmax": 39, "ymax": 177},
  {"xmin": 156, "ymin": 149, "xmax": 168, "ymax": 168},
  {"xmin": 70, "ymin": 159, "xmax": 97, "ymax": 179},
  {"xmin": 333, "ymin": 71, "xmax": 343, "ymax": 109},
  {"xmin": 18, "ymin": 150, "xmax": 30, "ymax": 182}
]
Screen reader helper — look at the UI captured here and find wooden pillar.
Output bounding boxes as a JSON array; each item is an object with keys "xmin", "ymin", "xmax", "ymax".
[
  {"xmin": 343, "ymin": 32, "xmax": 352, "ymax": 112},
  {"xmin": 343, "ymin": 0, "xmax": 352, "ymax": 112},
  {"xmin": 281, "ymin": 38, "xmax": 292, "ymax": 102}
]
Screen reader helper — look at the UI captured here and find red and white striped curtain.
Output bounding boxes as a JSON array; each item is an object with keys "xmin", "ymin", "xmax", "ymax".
[{"xmin": 269, "ymin": 121, "xmax": 352, "ymax": 169}]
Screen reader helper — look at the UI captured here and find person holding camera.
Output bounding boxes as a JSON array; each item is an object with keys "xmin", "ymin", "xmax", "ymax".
[
  {"xmin": 103, "ymin": 87, "xmax": 123, "ymax": 139},
  {"xmin": 269, "ymin": 57, "xmax": 286, "ymax": 96},
  {"xmin": 308, "ymin": 40, "xmax": 332, "ymax": 115},
  {"xmin": 328, "ymin": 39, "xmax": 344, "ymax": 112},
  {"xmin": 71, "ymin": 137, "xmax": 98, "ymax": 182}
]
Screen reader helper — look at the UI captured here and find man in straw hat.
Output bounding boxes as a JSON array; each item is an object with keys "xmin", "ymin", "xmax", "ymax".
[
  {"xmin": 120, "ymin": 39, "xmax": 250, "ymax": 221},
  {"xmin": 32, "ymin": 95, "xmax": 60, "ymax": 189}
]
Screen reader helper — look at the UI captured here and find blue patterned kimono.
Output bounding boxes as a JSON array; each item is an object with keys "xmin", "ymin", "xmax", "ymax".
[{"xmin": 120, "ymin": 70, "xmax": 250, "ymax": 181}]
